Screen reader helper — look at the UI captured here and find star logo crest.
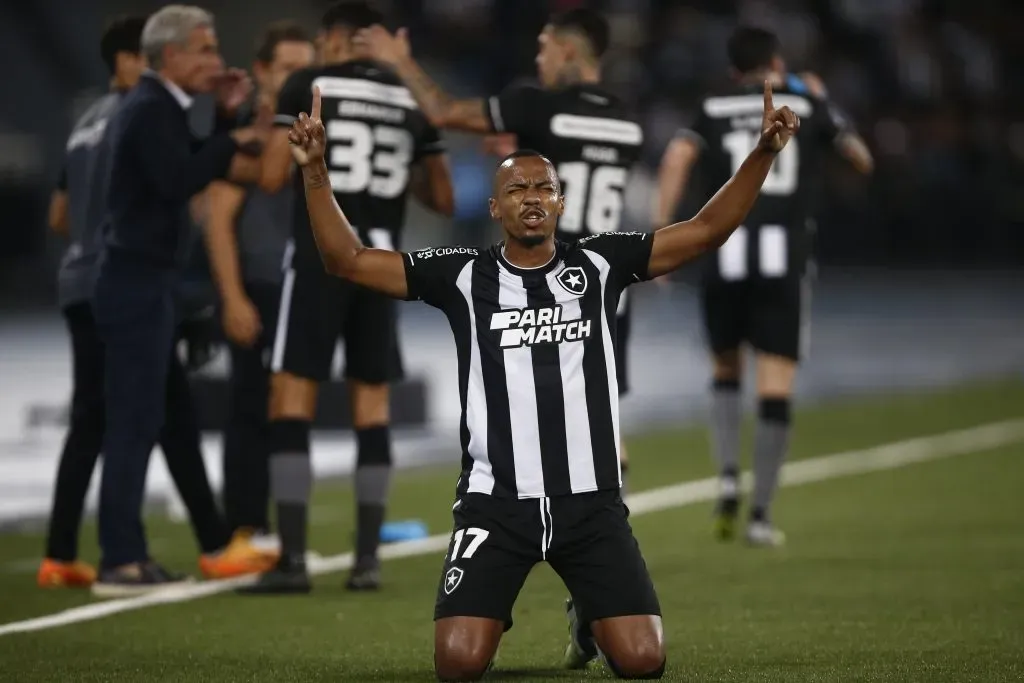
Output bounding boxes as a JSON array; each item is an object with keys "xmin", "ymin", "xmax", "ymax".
[
  {"xmin": 443, "ymin": 566, "xmax": 464, "ymax": 595},
  {"xmin": 555, "ymin": 267, "xmax": 588, "ymax": 296}
]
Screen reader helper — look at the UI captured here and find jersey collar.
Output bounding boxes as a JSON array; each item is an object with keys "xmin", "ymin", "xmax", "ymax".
[{"xmin": 496, "ymin": 242, "xmax": 562, "ymax": 278}]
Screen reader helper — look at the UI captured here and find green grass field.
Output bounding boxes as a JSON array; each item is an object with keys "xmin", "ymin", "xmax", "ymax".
[{"xmin": 1, "ymin": 379, "xmax": 1023, "ymax": 681}]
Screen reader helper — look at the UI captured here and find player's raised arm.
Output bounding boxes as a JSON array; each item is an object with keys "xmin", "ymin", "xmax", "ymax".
[
  {"xmin": 647, "ymin": 81, "xmax": 800, "ymax": 278},
  {"xmin": 356, "ymin": 26, "xmax": 493, "ymax": 133},
  {"xmin": 289, "ymin": 87, "xmax": 409, "ymax": 299}
]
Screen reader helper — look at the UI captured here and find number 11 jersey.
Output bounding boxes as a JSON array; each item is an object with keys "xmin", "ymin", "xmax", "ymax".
[
  {"xmin": 275, "ymin": 60, "xmax": 444, "ymax": 258},
  {"xmin": 486, "ymin": 83, "xmax": 643, "ymax": 242}
]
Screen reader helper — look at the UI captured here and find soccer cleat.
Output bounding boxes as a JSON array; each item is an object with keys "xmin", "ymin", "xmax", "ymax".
[
  {"xmin": 199, "ymin": 529, "xmax": 279, "ymax": 579},
  {"xmin": 236, "ymin": 555, "xmax": 311, "ymax": 595},
  {"xmin": 562, "ymin": 598, "xmax": 599, "ymax": 670},
  {"xmin": 713, "ymin": 496, "xmax": 740, "ymax": 541},
  {"xmin": 745, "ymin": 520, "xmax": 786, "ymax": 547},
  {"xmin": 345, "ymin": 558, "xmax": 381, "ymax": 591},
  {"xmin": 37, "ymin": 558, "xmax": 97, "ymax": 588},
  {"xmin": 91, "ymin": 561, "xmax": 193, "ymax": 598}
]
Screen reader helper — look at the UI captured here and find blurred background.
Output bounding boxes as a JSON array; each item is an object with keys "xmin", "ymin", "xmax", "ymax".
[{"xmin": 1, "ymin": 0, "xmax": 1022, "ymax": 525}]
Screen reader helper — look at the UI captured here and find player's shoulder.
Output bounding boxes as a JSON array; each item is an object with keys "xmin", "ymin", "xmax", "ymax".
[
  {"xmin": 280, "ymin": 66, "xmax": 319, "ymax": 95},
  {"xmin": 574, "ymin": 231, "xmax": 650, "ymax": 255},
  {"xmin": 405, "ymin": 245, "xmax": 483, "ymax": 271}
]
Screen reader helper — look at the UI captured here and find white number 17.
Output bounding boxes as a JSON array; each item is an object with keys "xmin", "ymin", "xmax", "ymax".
[{"xmin": 449, "ymin": 527, "xmax": 490, "ymax": 561}]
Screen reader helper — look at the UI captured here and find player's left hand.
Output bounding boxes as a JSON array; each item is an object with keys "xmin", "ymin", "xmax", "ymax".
[
  {"xmin": 289, "ymin": 85, "xmax": 326, "ymax": 166},
  {"xmin": 758, "ymin": 80, "xmax": 800, "ymax": 154},
  {"xmin": 354, "ymin": 24, "xmax": 410, "ymax": 65},
  {"xmin": 213, "ymin": 68, "xmax": 253, "ymax": 115}
]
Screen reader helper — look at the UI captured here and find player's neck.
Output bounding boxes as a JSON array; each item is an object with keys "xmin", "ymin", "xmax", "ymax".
[
  {"xmin": 739, "ymin": 69, "xmax": 783, "ymax": 88},
  {"xmin": 556, "ymin": 63, "xmax": 601, "ymax": 88},
  {"xmin": 502, "ymin": 240, "xmax": 556, "ymax": 270}
]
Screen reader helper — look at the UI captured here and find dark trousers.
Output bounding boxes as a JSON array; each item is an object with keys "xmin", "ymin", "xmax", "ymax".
[
  {"xmin": 91, "ymin": 260, "xmax": 228, "ymax": 568},
  {"xmin": 221, "ymin": 281, "xmax": 281, "ymax": 533},
  {"xmin": 45, "ymin": 301, "xmax": 229, "ymax": 562}
]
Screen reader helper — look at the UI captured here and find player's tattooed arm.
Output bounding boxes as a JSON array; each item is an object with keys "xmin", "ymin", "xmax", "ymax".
[
  {"xmin": 289, "ymin": 87, "xmax": 410, "ymax": 299},
  {"xmin": 357, "ymin": 26, "xmax": 493, "ymax": 134},
  {"xmin": 648, "ymin": 81, "xmax": 800, "ymax": 278}
]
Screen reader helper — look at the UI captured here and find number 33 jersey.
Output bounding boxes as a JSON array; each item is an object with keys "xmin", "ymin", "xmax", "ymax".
[
  {"xmin": 276, "ymin": 60, "xmax": 445, "ymax": 256},
  {"xmin": 677, "ymin": 80, "xmax": 848, "ymax": 281},
  {"xmin": 485, "ymin": 83, "xmax": 643, "ymax": 243}
]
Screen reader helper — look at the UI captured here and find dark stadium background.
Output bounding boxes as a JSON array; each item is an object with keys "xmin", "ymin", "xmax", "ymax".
[{"xmin": 0, "ymin": 0, "xmax": 1021, "ymax": 520}]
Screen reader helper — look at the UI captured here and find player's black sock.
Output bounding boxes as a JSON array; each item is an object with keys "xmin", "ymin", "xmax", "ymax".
[
  {"xmin": 354, "ymin": 425, "xmax": 392, "ymax": 567},
  {"xmin": 751, "ymin": 398, "xmax": 791, "ymax": 522},
  {"xmin": 710, "ymin": 378, "xmax": 741, "ymax": 493},
  {"xmin": 268, "ymin": 419, "xmax": 312, "ymax": 563}
]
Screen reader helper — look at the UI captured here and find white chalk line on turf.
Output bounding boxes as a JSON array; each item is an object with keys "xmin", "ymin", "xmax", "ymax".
[{"xmin": 1, "ymin": 418, "xmax": 1022, "ymax": 638}]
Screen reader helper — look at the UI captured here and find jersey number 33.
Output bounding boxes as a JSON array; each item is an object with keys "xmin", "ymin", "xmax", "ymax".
[{"xmin": 326, "ymin": 120, "xmax": 413, "ymax": 199}]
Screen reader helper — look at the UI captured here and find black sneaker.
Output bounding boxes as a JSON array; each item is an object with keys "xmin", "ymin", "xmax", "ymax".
[
  {"xmin": 714, "ymin": 496, "xmax": 740, "ymax": 541},
  {"xmin": 91, "ymin": 561, "xmax": 193, "ymax": 598},
  {"xmin": 345, "ymin": 557, "xmax": 381, "ymax": 591},
  {"xmin": 236, "ymin": 555, "xmax": 311, "ymax": 595},
  {"xmin": 562, "ymin": 598, "xmax": 598, "ymax": 669}
]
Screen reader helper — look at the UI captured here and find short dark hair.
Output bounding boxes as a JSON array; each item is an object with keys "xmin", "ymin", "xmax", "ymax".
[
  {"xmin": 727, "ymin": 26, "xmax": 780, "ymax": 74},
  {"xmin": 321, "ymin": 1, "xmax": 384, "ymax": 32},
  {"xmin": 100, "ymin": 15, "xmax": 147, "ymax": 74},
  {"xmin": 255, "ymin": 21, "xmax": 311, "ymax": 63},
  {"xmin": 499, "ymin": 149, "xmax": 553, "ymax": 166},
  {"xmin": 549, "ymin": 8, "xmax": 610, "ymax": 59}
]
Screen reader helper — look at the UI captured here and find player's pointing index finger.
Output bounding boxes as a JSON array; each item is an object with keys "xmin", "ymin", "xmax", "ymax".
[
  {"xmin": 764, "ymin": 79, "xmax": 774, "ymax": 112},
  {"xmin": 311, "ymin": 85, "xmax": 322, "ymax": 122}
]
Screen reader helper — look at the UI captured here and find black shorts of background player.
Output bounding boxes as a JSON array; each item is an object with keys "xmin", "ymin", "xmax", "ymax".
[
  {"xmin": 655, "ymin": 26, "xmax": 873, "ymax": 546},
  {"xmin": 286, "ymin": 72, "xmax": 799, "ymax": 679}
]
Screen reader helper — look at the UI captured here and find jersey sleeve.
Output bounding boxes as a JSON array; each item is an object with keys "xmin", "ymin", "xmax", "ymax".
[
  {"xmin": 402, "ymin": 246, "xmax": 479, "ymax": 308},
  {"xmin": 577, "ymin": 232, "xmax": 653, "ymax": 288},
  {"xmin": 414, "ymin": 122, "xmax": 446, "ymax": 161},
  {"xmin": 673, "ymin": 108, "xmax": 711, "ymax": 149},
  {"xmin": 814, "ymin": 96, "xmax": 851, "ymax": 144},
  {"xmin": 485, "ymin": 82, "xmax": 547, "ymax": 136},
  {"xmin": 274, "ymin": 70, "xmax": 313, "ymax": 129}
]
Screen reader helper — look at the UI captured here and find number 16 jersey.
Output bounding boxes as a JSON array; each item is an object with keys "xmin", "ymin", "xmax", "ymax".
[
  {"xmin": 276, "ymin": 59, "xmax": 445, "ymax": 258},
  {"xmin": 486, "ymin": 83, "xmax": 643, "ymax": 243}
]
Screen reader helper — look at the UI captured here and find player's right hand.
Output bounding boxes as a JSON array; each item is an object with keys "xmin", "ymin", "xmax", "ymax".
[
  {"xmin": 289, "ymin": 85, "xmax": 326, "ymax": 166},
  {"xmin": 222, "ymin": 295, "xmax": 261, "ymax": 347},
  {"xmin": 758, "ymin": 80, "xmax": 800, "ymax": 154}
]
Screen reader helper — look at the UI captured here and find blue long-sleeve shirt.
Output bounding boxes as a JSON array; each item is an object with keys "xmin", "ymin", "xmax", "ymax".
[{"xmin": 102, "ymin": 73, "xmax": 238, "ymax": 268}]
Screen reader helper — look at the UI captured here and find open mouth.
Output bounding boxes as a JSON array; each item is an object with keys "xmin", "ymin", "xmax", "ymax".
[{"xmin": 521, "ymin": 209, "xmax": 545, "ymax": 228}]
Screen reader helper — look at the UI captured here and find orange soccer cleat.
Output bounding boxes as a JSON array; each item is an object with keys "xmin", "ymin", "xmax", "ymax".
[
  {"xmin": 37, "ymin": 558, "xmax": 98, "ymax": 588},
  {"xmin": 198, "ymin": 529, "xmax": 279, "ymax": 580}
]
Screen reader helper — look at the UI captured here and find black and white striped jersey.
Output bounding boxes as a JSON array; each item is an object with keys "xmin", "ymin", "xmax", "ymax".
[
  {"xmin": 484, "ymin": 83, "xmax": 643, "ymax": 243},
  {"xmin": 402, "ymin": 232, "xmax": 653, "ymax": 499}
]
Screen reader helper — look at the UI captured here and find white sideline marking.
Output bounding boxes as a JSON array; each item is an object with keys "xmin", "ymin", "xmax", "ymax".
[{"xmin": 1, "ymin": 419, "xmax": 1022, "ymax": 637}]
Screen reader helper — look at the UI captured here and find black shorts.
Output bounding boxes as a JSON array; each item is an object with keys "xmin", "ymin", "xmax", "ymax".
[
  {"xmin": 613, "ymin": 290, "xmax": 631, "ymax": 396},
  {"xmin": 700, "ymin": 277, "xmax": 810, "ymax": 361},
  {"xmin": 434, "ymin": 490, "xmax": 661, "ymax": 629},
  {"xmin": 270, "ymin": 246, "xmax": 403, "ymax": 383}
]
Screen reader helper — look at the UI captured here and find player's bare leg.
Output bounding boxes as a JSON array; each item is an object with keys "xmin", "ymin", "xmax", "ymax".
[
  {"xmin": 434, "ymin": 616, "xmax": 504, "ymax": 682},
  {"xmin": 749, "ymin": 351, "xmax": 796, "ymax": 547},
  {"xmin": 347, "ymin": 380, "xmax": 392, "ymax": 590},
  {"xmin": 566, "ymin": 605, "xmax": 665, "ymax": 679},
  {"xmin": 709, "ymin": 349, "xmax": 743, "ymax": 539},
  {"xmin": 238, "ymin": 372, "xmax": 317, "ymax": 593}
]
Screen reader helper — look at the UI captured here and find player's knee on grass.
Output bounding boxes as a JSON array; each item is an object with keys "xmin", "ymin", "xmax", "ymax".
[
  {"xmin": 269, "ymin": 372, "xmax": 319, "ymax": 420},
  {"xmin": 434, "ymin": 617, "xmax": 503, "ymax": 682},
  {"xmin": 593, "ymin": 615, "xmax": 666, "ymax": 680},
  {"xmin": 349, "ymin": 380, "xmax": 390, "ymax": 429}
]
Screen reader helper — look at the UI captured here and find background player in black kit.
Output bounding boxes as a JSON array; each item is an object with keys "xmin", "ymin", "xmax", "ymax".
[
  {"xmin": 240, "ymin": 2, "xmax": 454, "ymax": 594},
  {"xmin": 287, "ymin": 78, "xmax": 799, "ymax": 680},
  {"xmin": 357, "ymin": 9, "xmax": 644, "ymax": 490},
  {"xmin": 655, "ymin": 27, "xmax": 873, "ymax": 547}
]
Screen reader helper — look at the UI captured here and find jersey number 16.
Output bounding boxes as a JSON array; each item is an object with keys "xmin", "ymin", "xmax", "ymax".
[
  {"xmin": 326, "ymin": 120, "xmax": 413, "ymax": 198},
  {"xmin": 557, "ymin": 162, "xmax": 627, "ymax": 234}
]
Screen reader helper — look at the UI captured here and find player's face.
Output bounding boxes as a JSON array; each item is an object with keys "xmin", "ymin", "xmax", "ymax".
[
  {"xmin": 535, "ymin": 26, "xmax": 569, "ymax": 89},
  {"xmin": 489, "ymin": 157, "xmax": 564, "ymax": 247},
  {"xmin": 169, "ymin": 26, "xmax": 225, "ymax": 93},
  {"xmin": 256, "ymin": 40, "xmax": 314, "ymax": 100}
]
